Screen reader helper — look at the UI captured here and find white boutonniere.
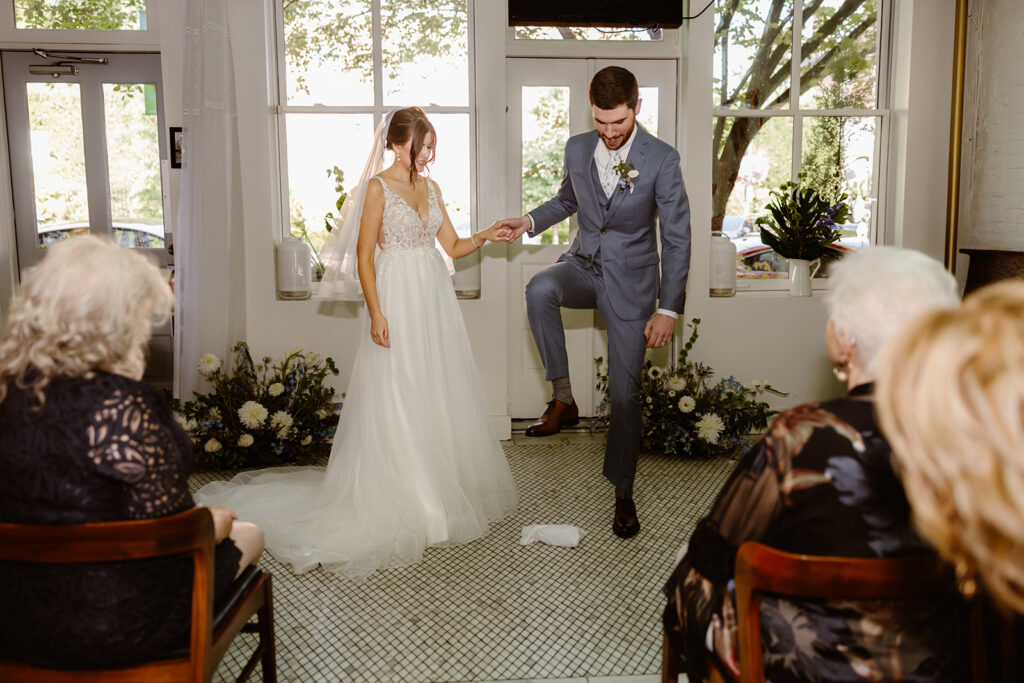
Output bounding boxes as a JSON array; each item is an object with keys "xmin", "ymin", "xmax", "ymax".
[{"xmin": 613, "ymin": 159, "xmax": 639, "ymax": 194}]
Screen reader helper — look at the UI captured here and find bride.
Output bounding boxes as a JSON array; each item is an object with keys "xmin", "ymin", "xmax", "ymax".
[{"xmin": 195, "ymin": 107, "xmax": 518, "ymax": 579}]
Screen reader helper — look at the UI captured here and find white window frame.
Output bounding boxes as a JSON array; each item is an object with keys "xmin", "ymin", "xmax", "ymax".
[
  {"xmin": 0, "ymin": 0, "xmax": 160, "ymax": 47},
  {"xmin": 713, "ymin": 0, "xmax": 893, "ymax": 293},
  {"xmin": 271, "ymin": 0, "xmax": 477, "ymax": 290}
]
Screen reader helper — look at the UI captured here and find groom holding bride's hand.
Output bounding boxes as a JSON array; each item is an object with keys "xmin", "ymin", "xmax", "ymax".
[{"xmin": 494, "ymin": 66, "xmax": 691, "ymax": 539}]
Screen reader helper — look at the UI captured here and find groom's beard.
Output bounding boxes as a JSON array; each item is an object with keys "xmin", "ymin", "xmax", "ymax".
[{"xmin": 600, "ymin": 121, "xmax": 635, "ymax": 151}]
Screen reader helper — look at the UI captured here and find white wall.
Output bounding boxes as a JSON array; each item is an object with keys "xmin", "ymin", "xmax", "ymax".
[{"xmin": 960, "ymin": 0, "xmax": 1024, "ymax": 251}]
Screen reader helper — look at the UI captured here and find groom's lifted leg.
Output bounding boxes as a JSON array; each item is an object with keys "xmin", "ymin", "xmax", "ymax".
[{"xmin": 523, "ymin": 256, "xmax": 596, "ymax": 437}]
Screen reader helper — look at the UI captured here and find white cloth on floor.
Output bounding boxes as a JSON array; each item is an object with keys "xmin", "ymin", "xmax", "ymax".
[{"xmin": 520, "ymin": 525, "xmax": 587, "ymax": 547}]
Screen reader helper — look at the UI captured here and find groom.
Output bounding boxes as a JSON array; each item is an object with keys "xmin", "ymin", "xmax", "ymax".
[{"xmin": 498, "ymin": 66, "xmax": 691, "ymax": 538}]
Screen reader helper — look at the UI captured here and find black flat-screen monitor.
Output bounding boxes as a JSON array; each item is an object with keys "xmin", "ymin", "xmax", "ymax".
[{"xmin": 508, "ymin": 1, "xmax": 683, "ymax": 29}]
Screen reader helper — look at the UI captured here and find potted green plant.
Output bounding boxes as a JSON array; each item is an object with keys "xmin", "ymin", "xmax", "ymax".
[{"xmin": 756, "ymin": 174, "xmax": 851, "ymax": 296}]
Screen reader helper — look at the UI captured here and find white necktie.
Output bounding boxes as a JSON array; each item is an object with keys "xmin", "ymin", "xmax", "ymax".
[{"xmin": 600, "ymin": 151, "xmax": 620, "ymax": 198}]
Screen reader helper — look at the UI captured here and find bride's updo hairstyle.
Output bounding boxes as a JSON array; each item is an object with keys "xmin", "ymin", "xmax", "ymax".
[{"xmin": 386, "ymin": 106, "xmax": 436, "ymax": 183}]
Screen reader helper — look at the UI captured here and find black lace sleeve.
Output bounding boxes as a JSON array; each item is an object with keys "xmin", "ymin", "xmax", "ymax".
[{"xmin": 86, "ymin": 386, "xmax": 194, "ymax": 519}]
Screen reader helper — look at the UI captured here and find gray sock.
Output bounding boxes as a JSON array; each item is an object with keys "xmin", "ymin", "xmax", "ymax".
[{"xmin": 552, "ymin": 377, "xmax": 574, "ymax": 405}]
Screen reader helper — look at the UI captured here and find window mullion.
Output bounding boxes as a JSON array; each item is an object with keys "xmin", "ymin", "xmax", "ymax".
[
  {"xmin": 791, "ymin": 0, "xmax": 803, "ymax": 180},
  {"xmin": 372, "ymin": 0, "xmax": 383, "ymax": 119}
]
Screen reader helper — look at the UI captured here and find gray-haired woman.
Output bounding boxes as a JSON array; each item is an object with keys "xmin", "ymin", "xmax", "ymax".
[{"xmin": 663, "ymin": 247, "xmax": 963, "ymax": 682}]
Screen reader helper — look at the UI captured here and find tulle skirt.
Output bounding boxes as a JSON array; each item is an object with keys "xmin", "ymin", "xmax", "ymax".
[{"xmin": 195, "ymin": 246, "xmax": 518, "ymax": 579}]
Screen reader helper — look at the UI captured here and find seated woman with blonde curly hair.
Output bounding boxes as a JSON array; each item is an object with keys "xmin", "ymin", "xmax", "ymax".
[
  {"xmin": 877, "ymin": 279, "xmax": 1024, "ymax": 677},
  {"xmin": 0, "ymin": 236, "xmax": 264, "ymax": 669}
]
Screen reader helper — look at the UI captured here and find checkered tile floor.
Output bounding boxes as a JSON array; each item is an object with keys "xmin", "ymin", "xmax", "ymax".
[{"xmin": 190, "ymin": 439, "xmax": 733, "ymax": 682}]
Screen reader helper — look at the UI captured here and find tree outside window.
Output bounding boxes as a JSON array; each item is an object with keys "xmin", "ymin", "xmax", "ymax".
[{"xmin": 713, "ymin": 0, "xmax": 884, "ymax": 279}]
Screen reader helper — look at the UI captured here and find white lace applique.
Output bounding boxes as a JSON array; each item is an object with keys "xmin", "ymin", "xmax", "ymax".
[{"xmin": 375, "ymin": 176, "xmax": 441, "ymax": 250}]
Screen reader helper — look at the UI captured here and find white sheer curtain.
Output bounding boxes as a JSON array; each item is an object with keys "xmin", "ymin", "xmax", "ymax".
[{"xmin": 174, "ymin": 0, "xmax": 246, "ymax": 399}]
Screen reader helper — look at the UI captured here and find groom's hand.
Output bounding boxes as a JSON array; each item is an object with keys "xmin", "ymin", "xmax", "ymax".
[{"xmin": 644, "ymin": 313, "xmax": 675, "ymax": 349}]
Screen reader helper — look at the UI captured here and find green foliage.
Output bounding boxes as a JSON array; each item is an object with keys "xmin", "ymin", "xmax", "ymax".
[
  {"xmin": 16, "ymin": 0, "xmax": 144, "ymax": 29},
  {"xmin": 520, "ymin": 88, "xmax": 570, "ymax": 244},
  {"xmin": 322, "ymin": 165, "xmax": 348, "ymax": 233},
  {"xmin": 756, "ymin": 174, "xmax": 850, "ymax": 261},
  {"xmin": 168, "ymin": 342, "xmax": 342, "ymax": 471},
  {"xmin": 593, "ymin": 319, "xmax": 786, "ymax": 459},
  {"xmin": 801, "ymin": 66, "xmax": 875, "ymax": 205}
]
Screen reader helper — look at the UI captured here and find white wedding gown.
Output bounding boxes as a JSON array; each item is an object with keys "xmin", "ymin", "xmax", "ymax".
[{"xmin": 195, "ymin": 176, "xmax": 518, "ymax": 579}]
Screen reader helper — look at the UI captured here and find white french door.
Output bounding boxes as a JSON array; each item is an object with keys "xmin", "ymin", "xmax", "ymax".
[
  {"xmin": 2, "ymin": 51, "xmax": 173, "ymax": 386},
  {"xmin": 505, "ymin": 58, "xmax": 677, "ymax": 419}
]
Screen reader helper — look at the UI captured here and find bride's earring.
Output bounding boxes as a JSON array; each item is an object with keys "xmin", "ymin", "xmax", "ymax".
[
  {"xmin": 832, "ymin": 365, "xmax": 848, "ymax": 383},
  {"xmin": 396, "ymin": 150, "xmax": 401, "ymax": 163}
]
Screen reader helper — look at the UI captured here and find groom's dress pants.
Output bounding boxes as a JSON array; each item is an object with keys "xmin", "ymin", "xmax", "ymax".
[{"xmin": 525, "ymin": 251, "xmax": 647, "ymax": 490}]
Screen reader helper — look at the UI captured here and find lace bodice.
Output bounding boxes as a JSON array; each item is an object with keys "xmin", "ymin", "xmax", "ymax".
[{"xmin": 375, "ymin": 176, "xmax": 442, "ymax": 249}]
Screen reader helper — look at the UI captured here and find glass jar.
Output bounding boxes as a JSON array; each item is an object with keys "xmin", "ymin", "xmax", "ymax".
[
  {"xmin": 710, "ymin": 230, "xmax": 737, "ymax": 297},
  {"xmin": 277, "ymin": 237, "xmax": 312, "ymax": 300}
]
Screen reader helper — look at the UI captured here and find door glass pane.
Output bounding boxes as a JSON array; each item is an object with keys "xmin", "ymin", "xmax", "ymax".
[
  {"xmin": 638, "ymin": 86, "xmax": 658, "ymax": 137},
  {"xmin": 801, "ymin": 115, "xmax": 877, "ymax": 248},
  {"xmin": 521, "ymin": 86, "xmax": 570, "ymax": 245},
  {"xmin": 515, "ymin": 26, "xmax": 662, "ymax": 41},
  {"xmin": 425, "ymin": 113, "xmax": 471, "ymax": 237},
  {"xmin": 103, "ymin": 83, "xmax": 164, "ymax": 248},
  {"xmin": 283, "ymin": 0, "xmax": 373, "ymax": 106},
  {"xmin": 27, "ymin": 82, "xmax": 90, "ymax": 247},
  {"xmin": 714, "ymin": 0, "xmax": 793, "ymax": 110},
  {"xmin": 15, "ymin": 0, "xmax": 146, "ymax": 30},
  {"xmin": 382, "ymin": 0, "xmax": 468, "ymax": 106},
  {"xmin": 286, "ymin": 113, "xmax": 374, "ymax": 277},
  {"xmin": 799, "ymin": 0, "xmax": 879, "ymax": 109}
]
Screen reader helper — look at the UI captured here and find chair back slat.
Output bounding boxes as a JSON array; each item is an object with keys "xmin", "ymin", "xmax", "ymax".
[
  {"xmin": 0, "ymin": 508, "xmax": 213, "ymax": 563},
  {"xmin": 735, "ymin": 542, "xmax": 957, "ymax": 683},
  {"xmin": 0, "ymin": 506, "xmax": 274, "ymax": 682}
]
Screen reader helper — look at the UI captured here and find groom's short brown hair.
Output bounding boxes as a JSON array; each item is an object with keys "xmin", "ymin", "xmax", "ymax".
[{"xmin": 589, "ymin": 66, "xmax": 639, "ymax": 111}]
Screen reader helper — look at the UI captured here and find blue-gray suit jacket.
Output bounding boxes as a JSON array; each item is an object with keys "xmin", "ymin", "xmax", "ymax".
[{"xmin": 527, "ymin": 125, "xmax": 691, "ymax": 321}]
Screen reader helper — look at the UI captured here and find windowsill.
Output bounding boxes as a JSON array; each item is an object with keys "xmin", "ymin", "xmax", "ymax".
[{"xmin": 716, "ymin": 278, "xmax": 834, "ymax": 297}]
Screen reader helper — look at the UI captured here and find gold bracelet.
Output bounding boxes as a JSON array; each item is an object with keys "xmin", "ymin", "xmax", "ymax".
[{"xmin": 471, "ymin": 233, "xmax": 482, "ymax": 248}]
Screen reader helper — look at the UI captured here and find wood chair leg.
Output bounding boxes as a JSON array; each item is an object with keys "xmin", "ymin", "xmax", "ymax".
[
  {"xmin": 259, "ymin": 576, "xmax": 277, "ymax": 683},
  {"xmin": 662, "ymin": 632, "xmax": 681, "ymax": 683}
]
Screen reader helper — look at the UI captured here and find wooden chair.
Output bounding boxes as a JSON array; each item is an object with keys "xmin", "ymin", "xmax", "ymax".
[
  {"xmin": 734, "ymin": 542, "xmax": 975, "ymax": 683},
  {"xmin": 0, "ymin": 507, "xmax": 276, "ymax": 682}
]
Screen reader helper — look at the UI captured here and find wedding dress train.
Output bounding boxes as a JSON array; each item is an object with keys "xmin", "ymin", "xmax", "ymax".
[{"xmin": 195, "ymin": 176, "xmax": 518, "ymax": 579}]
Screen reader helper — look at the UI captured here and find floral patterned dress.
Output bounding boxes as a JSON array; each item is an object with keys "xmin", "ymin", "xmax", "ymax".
[{"xmin": 662, "ymin": 384, "xmax": 965, "ymax": 682}]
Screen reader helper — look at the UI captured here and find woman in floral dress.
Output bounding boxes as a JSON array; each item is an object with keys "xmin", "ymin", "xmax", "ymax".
[{"xmin": 663, "ymin": 247, "xmax": 963, "ymax": 682}]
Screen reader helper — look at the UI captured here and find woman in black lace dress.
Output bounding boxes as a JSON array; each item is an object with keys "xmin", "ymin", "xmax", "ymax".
[
  {"xmin": 663, "ymin": 247, "xmax": 963, "ymax": 682},
  {"xmin": 0, "ymin": 236, "xmax": 264, "ymax": 669}
]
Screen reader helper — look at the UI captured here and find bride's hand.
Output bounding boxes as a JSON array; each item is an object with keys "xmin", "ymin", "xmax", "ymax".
[
  {"xmin": 477, "ymin": 223, "xmax": 512, "ymax": 243},
  {"xmin": 371, "ymin": 312, "xmax": 390, "ymax": 348}
]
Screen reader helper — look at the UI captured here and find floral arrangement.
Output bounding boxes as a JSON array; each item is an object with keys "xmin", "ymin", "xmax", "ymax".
[
  {"xmin": 756, "ymin": 173, "xmax": 851, "ymax": 261},
  {"xmin": 613, "ymin": 158, "xmax": 639, "ymax": 194},
  {"xmin": 169, "ymin": 342, "xmax": 342, "ymax": 470},
  {"xmin": 593, "ymin": 319, "xmax": 786, "ymax": 458}
]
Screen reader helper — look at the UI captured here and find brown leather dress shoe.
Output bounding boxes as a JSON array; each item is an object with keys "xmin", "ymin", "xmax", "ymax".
[
  {"xmin": 613, "ymin": 494, "xmax": 640, "ymax": 538},
  {"xmin": 524, "ymin": 400, "xmax": 579, "ymax": 436}
]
